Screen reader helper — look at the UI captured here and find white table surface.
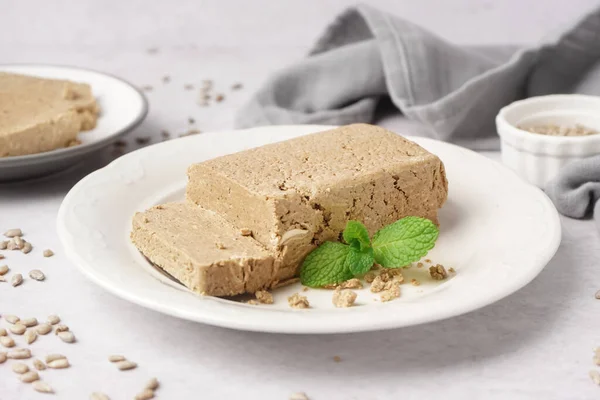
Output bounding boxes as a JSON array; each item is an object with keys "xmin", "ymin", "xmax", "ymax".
[{"xmin": 2, "ymin": 1, "xmax": 600, "ymax": 399}]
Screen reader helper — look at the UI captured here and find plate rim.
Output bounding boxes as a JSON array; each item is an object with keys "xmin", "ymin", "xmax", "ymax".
[
  {"xmin": 57, "ymin": 125, "xmax": 562, "ymax": 334},
  {"xmin": 0, "ymin": 63, "xmax": 149, "ymax": 166}
]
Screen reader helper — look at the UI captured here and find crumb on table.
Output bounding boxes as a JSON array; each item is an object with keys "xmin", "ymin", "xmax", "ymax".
[
  {"xmin": 288, "ymin": 293, "xmax": 310, "ymax": 309},
  {"xmin": 332, "ymin": 288, "xmax": 357, "ymax": 308}
]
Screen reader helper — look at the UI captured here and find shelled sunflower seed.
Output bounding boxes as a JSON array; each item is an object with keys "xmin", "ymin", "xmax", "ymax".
[
  {"xmin": 33, "ymin": 359, "xmax": 46, "ymax": 370},
  {"xmin": 29, "ymin": 270, "xmax": 45, "ymax": 281},
  {"xmin": 47, "ymin": 315, "xmax": 60, "ymax": 325},
  {"xmin": 43, "ymin": 249, "xmax": 54, "ymax": 257},
  {"xmin": 7, "ymin": 348, "xmax": 31, "ymax": 359},
  {"xmin": 116, "ymin": 360, "xmax": 137, "ymax": 371},
  {"xmin": 0, "ymin": 265, "xmax": 9, "ymax": 275},
  {"xmin": 4, "ymin": 229, "xmax": 22, "ymax": 237},
  {"xmin": 20, "ymin": 371, "xmax": 40, "ymax": 383},
  {"xmin": 5, "ymin": 315, "xmax": 19, "ymax": 324},
  {"xmin": 0, "ymin": 352, "xmax": 6, "ymax": 363},
  {"xmin": 0, "ymin": 336, "xmax": 15, "ymax": 348},
  {"xmin": 134, "ymin": 389, "xmax": 155, "ymax": 400},
  {"xmin": 58, "ymin": 331, "xmax": 76, "ymax": 343},
  {"xmin": 21, "ymin": 241, "xmax": 32, "ymax": 254},
  {"xmin": 11, "ymin": 273, "xmax": 23, "ymax": 287},
  {"xmin": 9, "ymin": 323, "xmax": 26, "ymax": 335},
  {"xmin": 36, "ymin": 323, "xmax": 52, "ymax": 335},
  {"xmin": 108, "ymin": 355, "xmax": 126, "ymax": 362},
  {"xmin": 45, "ymin": 354, "xmax": 66, "ymax": 364},
  {"xmin": 32, "ymin": 380, "xmax": 54, "ymax": 393},
  {"xmin": 12, "ymin": 362, "xmax": 29, "ymax": 374},
  {"xmin": 21, "ymin": 317, "xmax": 38, "ymax": 327},
  {"xmin": 48, "ymin": 358, "xmax": 69, "ymax": 369}
]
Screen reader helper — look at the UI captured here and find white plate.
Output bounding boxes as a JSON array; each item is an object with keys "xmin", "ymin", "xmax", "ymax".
[
  {"xmin": 0, "ymin": 64, "xmax": 148, "ymax": 181},
  {"xmin": 57, "ymin": 125, "xmax": 561, "ymax": 334}
]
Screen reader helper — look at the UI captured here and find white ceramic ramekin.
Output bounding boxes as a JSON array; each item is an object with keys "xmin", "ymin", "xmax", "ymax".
[{"xmin": 496, "ymin": 94, "xmax": 600, "ymax": 187}]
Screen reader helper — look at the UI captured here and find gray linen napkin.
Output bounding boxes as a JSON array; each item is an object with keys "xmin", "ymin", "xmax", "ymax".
[
  {"xmin": 236, "ymin": 4, "xmax": 600, "ymax": 151},
  {"xmin": 546, "ymin": 157, "xmax": 600, "ymax": 230}
]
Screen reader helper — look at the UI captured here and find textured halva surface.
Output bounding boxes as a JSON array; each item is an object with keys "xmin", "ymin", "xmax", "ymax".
[
  {"xmin": 131, "ymin": 202, "xmax": 278, "ymax": 297},
  {"xmin": 186, "ymin": 124, "xmax": 448, "ymax": 281},
  {"xmin": 0, "ymin": 72, "xmax": 99, "ymax": 157}
]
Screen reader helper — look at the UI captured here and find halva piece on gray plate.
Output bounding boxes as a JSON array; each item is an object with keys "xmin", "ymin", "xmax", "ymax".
[
  {"xmin": 0, "ymin": 72, "xmax": 99, "ymax": 157},
  {"xmin": 186, "ymin": 124, "xmax": 448, "ymax": 283}
]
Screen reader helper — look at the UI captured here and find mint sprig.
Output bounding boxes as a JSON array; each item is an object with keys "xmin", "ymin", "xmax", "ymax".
[{"xmin": 300, "ymin": 217, "xmax": 439, "ymax": 287}]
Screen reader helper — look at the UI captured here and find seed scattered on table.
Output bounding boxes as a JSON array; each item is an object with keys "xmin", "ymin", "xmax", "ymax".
[
  {"xmin": 591, "ymin": 370, "xmax": 600, "ymax": 385},
  {"xmin": 0, "ymin": 328, "xmax": 6, "ymax": 336},
  {"xmin": 289, "ymin": 393, "xmax": 309, "ymax": 400},
  {"xmin": 47, "ymin": 315, "xmax": 60, "ymax": 325},
  {"xmin": 116, "ymin": 360, "xmax": 137, "ymax": 371},
  {"xmin": 0, "ymin": 352, "xmax": 6, "ymax": 363},
  {"xmin": 134, "ymin": 389, "xmax": 155, "ymax": 400},
  {"xmin": 20, "ymin": 371, "xmax": 40, "ymax": 383},
  {"xmin": 33, "ymin": 359, "xmax": 46, "ymax": 370},
  {"xmin": 12, "ymin": 362, "xmax": 29, "ymax": 374},
  {"xmin": 0, "ymin": 265, "xmax": 8, "ymax": 275},
  {"xmin": 36, "ymin": 323, "xmax": 52, "ymax": 335},
  {"xmin": 0, "ymin": 336, "xmax": 15, "ymax": 348},
  {"xmin": 45, "ymin": 354, "xmax": 66, "ymax": 363},
  {"xmin": 21, "ymin": 317, "xmax": 38, "ymax": 327},
  {"xmin": 25, "ymin": 329, "xmax": 37, "ymax": 344},
  {"xmin": 91, "ymin": 392, "xmax": 110, "ymax": 400},
  {"xmin": 0, "ymin": 240, "xmax": 7, "ymax": 249},
  {"xmin": 5, "ymin": 314, "xmax": 19, "ymax": 324},
  {"xmin": 0, "ymin": 254, "xmax": 4, "ymax": 259},
  {"xmin": 58, "ymin": 331, "xmax": 76, "ymax": 343},
  {"xmin": 43, "ymin": 249, "xmax": 54, "ymax": 257},
  {"xmin": 48, "ymin": 358, "xmax": 70, "ymax": 369},
  {"xmin": 29, "ymin": 270, "xmax": 45, "ymax": 281},
  {"xmin": 32, "ymin": 380, "xmax": 54, "ymax": 394},
  {"xmin": 12, "ymin": 236, "xmax": 24, "ymax": 249},
  {"xmin": 135, "ymin": 137, "xmax": 151, "ymax": 145},
  {"xmin": 22, "ymin": 241, "xmax": 32, "ymax": 254},
  {"xmin": 10, "ymin": 323, "xmax": 26, "ymax": 335},
  {"xmin": 7, "ymin": 348, "xmax": 31, "ymax": 359},
  {"xmin": 11, "ymin": 274, "xmax": 23, "ymax": 287},
  {"xmin": 54, "ymin": 324, "xmax": 69, "ymax": 334},
  {"xmin": 145, "ymin": 377, "xmax": 159, "ymax": 391},
  {"xmin": 108, "ymin": 354, "xmax": 126, "ymax": 362},
  {"xmin": 4, "ymin": 229, "xmax": 22, "ymax": 238}
]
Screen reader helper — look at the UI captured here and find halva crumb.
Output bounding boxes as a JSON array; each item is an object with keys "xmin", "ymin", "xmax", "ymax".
[
  {"xmin": 429, "ymin": 264, "xmax": 448, "ymax": 280},
  {"xmin": 339, "ymin": 278, "xmax": 362, "ymax": 289},
  {"xmin": 332, "ymin": 288, "xmax": 357, "ymax": 308},
  {"xmin": 288, "ymin": 293, "xmax": 310, "ymax": 309},
  {"xmin": 381, "ymin": 282, "xmax": 401, "ymax": 302},
  {"xmin": 255, "ymin": 290, "xmax": 274, "ymax": 304}
]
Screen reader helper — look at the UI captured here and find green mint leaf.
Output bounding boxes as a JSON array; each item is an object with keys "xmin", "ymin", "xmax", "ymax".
[
  {"xmin": 346, "ymin": 245, "xmax": 374, "ymax": 275},
  {"xmin": 300, "ymin": 242, "xmax": 354, "ymax": 287},
  {"xmin": 343, "ymin": 220, "xmax": 371, "ymax": 250},
  {"xmin": 372, "ymin": 217, "xmax": 439, "ymax": 268}
]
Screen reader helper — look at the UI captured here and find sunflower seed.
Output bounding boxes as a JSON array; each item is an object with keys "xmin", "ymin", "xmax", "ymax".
[
  {"xmin": 33, "ymin": 358, "xmax": 46, "ymax": 370},
  {"xmin": 90, "ymin": 393, "xmax": 110, "ymax": 400},
  {"xmin": 43, "ymin": 249, "xmax": 54, "ymax": 257},
  {"xmin": 45, "ymin": 354, "xmax": 66, "ymax": 363},
  {"xmin": 10, "ymin": 323, "xmax": 26, "ymax": 335},
  {"xmin": 21, "ymin": 317, "xmax": 38, "ymax": 327},
  {"xmin": 0, "ymin": 265, "xmax": 8, "ymax": 275},
  {"xmin": 48, "ymin": 358, "xmax": 69, "ymax": 369},
  {"xmin": 0, "ymin": 275, "xmax": 5, "ymax": 282},
  {"xmin": 32, "ymin": 380, "xmax": 54, "ymax": 393},
  {"xmin": 47, "ymin": 315, "xmax": 60, "ymax": 325},
  {"xmin": 29, "ymin": 270, "xmax": 45, "ymax": 281},
  {"xmin": 0, "ymin": 336, "xmax": 15, "ymax": 348},
  {"xmin": 58, "ymin": 331, "xmax": 76, "ymax": 343},
  {"xmin": 5, "ymin": 314, "xmax": 19, "ymax": 324},
  {"xmin": 12, "ymin": 362, "xmax": 29, "ymax": 374},
  {"xmin": 25, "ymin": 329, "xmax": 37, "ymax": 344},
  {"xmin": 134, "ymin": 389, "xmax": 155, "ymax": 400},
  {"xmin": 54, "ymin": 324, "xmax": 69, "ymax": 334},
  {"xmin": 21, "ymin": 241, "xmax": 32, "ymax": 254},
  {"xmin": 108, "ymin": 355, "xmax": 126, "ymax": 362},
  {"xmin": 11, "ymin": 273, "xmax": 23, "ymax": 287},
  {"xmin": 20, "ymin": 371, "xmax": 40, "ymax": 383},
  {"xmin": 4, "ymin": 229, "xmax": 22, "ymax": 238},
  {"xmin": 0, "ymin": 240, "xmax": 7, "ymax": 249},
  {"xmin": 12, "ymin": 236, "xmax": 24, "ymax": 249},
  {"xmin": 0, "ymin": 352, "xmax": 6, "ymax": 363},
  {"xmin": 36, "ymin": 323, "xmax": 52, "ymax": 335},
  {"xmin": 0, "ymin": 328, "xmax": 6, "ymax": 336},
  {"xmin": 116, "ymin": 360, "xmax": 137, "ymax": 370},
  {"xmin": 290, "ymin": 393, "xmax": 309, "ymax": 400},
  {"xmin": 7, "ymin": 348, "xmax": 31, "ymax": 359},
  {"xmin": 145, "ymin": 377, "xmax": 159, "ymax": 391}
]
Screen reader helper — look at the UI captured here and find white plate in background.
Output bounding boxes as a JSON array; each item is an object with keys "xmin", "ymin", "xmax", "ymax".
[
  {"xmin": 57, "ymin": 125, "xmax": 561, "ymax": 334},
  {"xmin": 0, "ymin": 64, "xmax": 148, "ymax": 181}
]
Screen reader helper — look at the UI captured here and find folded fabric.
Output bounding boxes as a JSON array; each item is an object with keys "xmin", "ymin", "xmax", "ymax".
[
  {"xmin": 236, "ymin": 4, "xmax": 600, "ymax": 151},
  {"xmin": 546, "ymin": 156, "xmax": 600, "ymax": 230}
]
